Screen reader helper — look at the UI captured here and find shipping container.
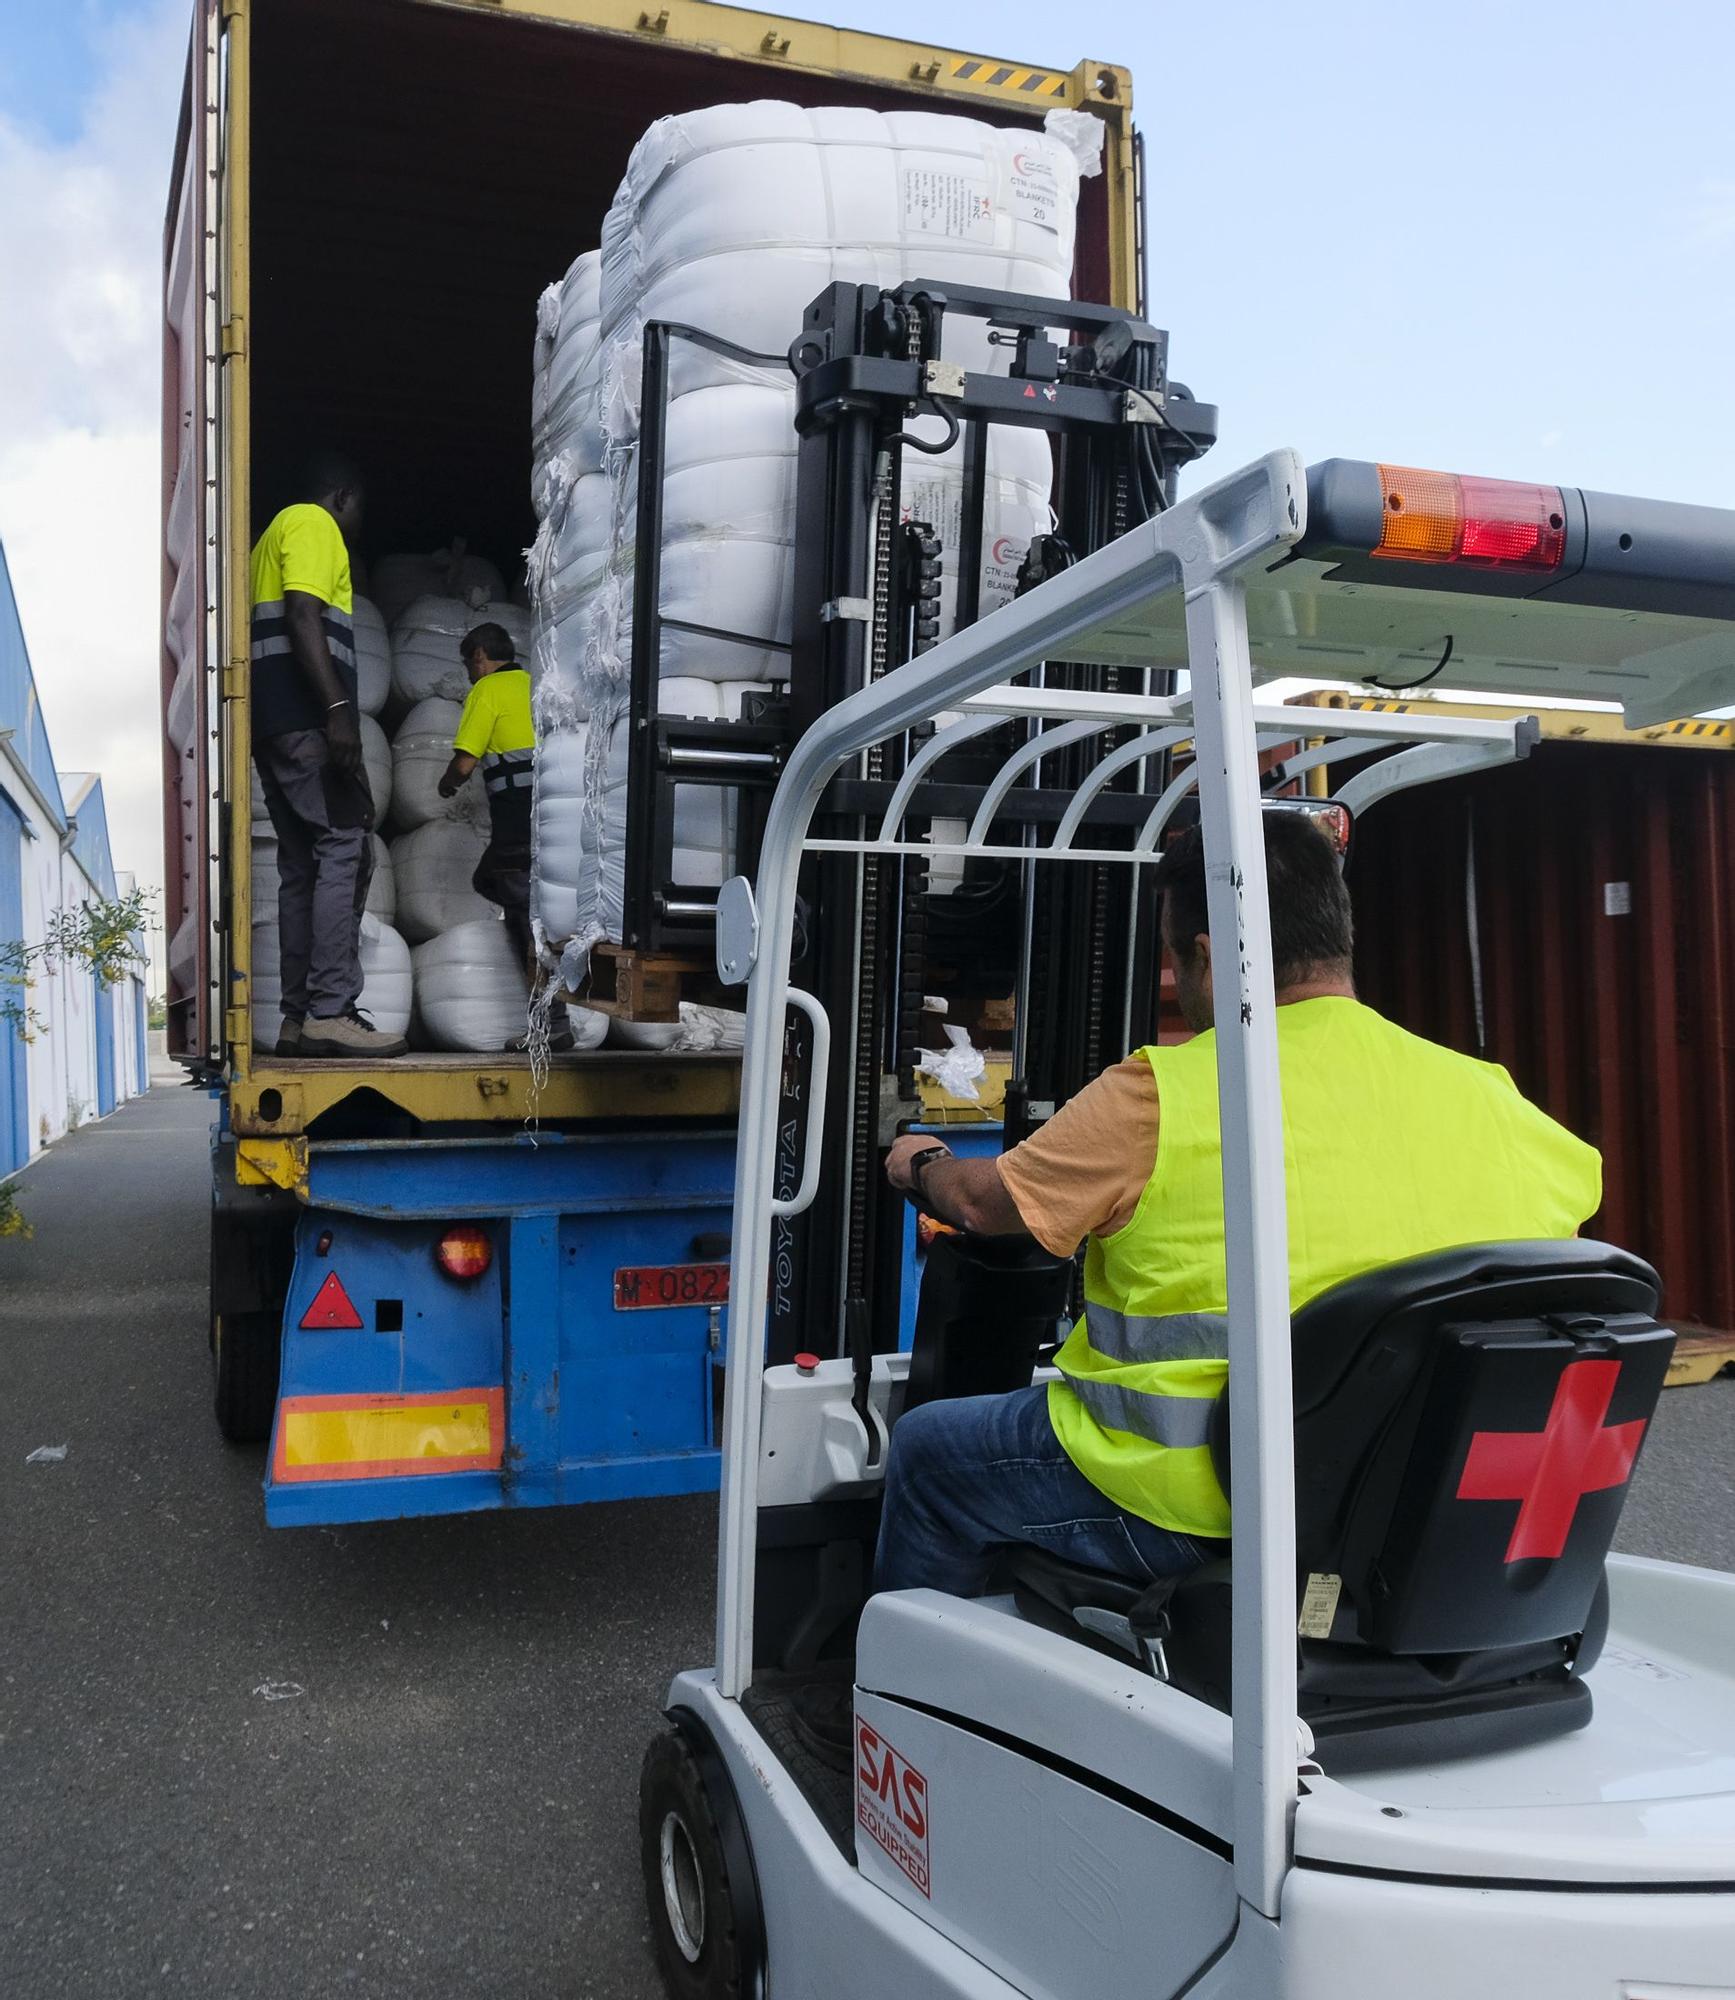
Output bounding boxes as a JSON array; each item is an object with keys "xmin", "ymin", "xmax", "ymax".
[{"xmin": 1319, "ymin": 699, "xmax": 1735, "ymax": 1336}]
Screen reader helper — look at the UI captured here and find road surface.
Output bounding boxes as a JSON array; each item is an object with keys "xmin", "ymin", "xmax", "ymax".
[{"xmin": 1, "ymin": 1084, "xmax": 1731, "ymax": 1996}]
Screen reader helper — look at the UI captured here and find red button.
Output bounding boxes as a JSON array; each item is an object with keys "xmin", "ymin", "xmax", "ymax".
[{"xmin": 794, "ymin": 1352, "xmax": 820, "ymax": 1375}]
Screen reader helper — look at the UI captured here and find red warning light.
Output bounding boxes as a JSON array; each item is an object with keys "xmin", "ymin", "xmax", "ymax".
[{"xmin": 299, "ymin": 1270, "xmax": 364, "ymax": 1331}]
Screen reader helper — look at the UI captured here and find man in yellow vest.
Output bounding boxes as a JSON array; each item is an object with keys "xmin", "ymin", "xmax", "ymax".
[
  {"xmin": 250, "ymin": 451, "xmax": 407, "ymax": 1059},
  {"xmin": 437, "ymin": 623, "xmax": 572, "ymax": 1050},
  {"xmin": 877, "ymin": 811, "xmax": 1602, "ymax": 1596}
]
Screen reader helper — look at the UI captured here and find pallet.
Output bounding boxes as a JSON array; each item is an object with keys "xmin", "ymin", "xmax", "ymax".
[
  {"xmin": 1665, "ymin": 1329, "xmax": 1735, "ymax": 1389},
  {"xmin": 582, "ymin": 943, "xmax": 722, "ymax": 1024}
]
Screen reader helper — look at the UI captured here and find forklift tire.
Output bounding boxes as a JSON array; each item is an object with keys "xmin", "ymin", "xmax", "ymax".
[
  {"xmin": 211, "ymin": 1311, "xmax": 280, "ymax": 1444},
  {"xmin": 639, "ymin": 1721, "xmax": 765, "ymax": 2000}
]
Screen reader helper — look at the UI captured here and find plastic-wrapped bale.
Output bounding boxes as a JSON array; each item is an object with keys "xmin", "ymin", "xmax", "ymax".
[
  {"xmin": 585, "ymin": 679, "xmax": 770, "ymax": 947},
  {"xmin": 533, "ymin": 725, "xmax": 589, "ymax": 943},
  {"xmin": 533, "ymin": 250, "xmax": 605, "ymax": 516},
  {"xmin": 390, "ymin": 697, "xmax": 489, "ymax": 833},
  {"xmin": 390, "ymin": 819, "xmax": 493, "ymax": 945},
  {"xmin": 597, "ymin": 103, "xmax": 1086, "ymax": 399},
  {"xmin": 370, "ymin": 545, "xmax": 505, "ymax": 630},
  {"xmin": 353, "ymin": 595, "xmax": 391, "ymax": 716},
  {"xmin": 411, "ymin": 919, "xmax": 527, "ymax": 1052},
  {"xmin": 543, "ymin": 104, "xmax": 1089, "ymax": 955},
  {"xmin": 391, "ymin": 596, "xmax": 533, "ymax": 709},
  {"xmin": 606, "ymin": 1003, "xmax": 747, "ymax": 1053},
  {"xmin": 250, "ymin": 914, "xmax": 412, "ymax": 1049}
]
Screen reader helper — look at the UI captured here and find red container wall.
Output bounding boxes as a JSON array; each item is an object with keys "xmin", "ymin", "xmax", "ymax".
[{"xmin": 1349, "ymin": 742, "xmax": 1735, "ymax": 1333}]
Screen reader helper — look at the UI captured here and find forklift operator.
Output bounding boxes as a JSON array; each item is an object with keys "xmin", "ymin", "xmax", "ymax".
[{"xmin": 879, "ymin": 812, "xmax": 1603, "ymax": 1599}]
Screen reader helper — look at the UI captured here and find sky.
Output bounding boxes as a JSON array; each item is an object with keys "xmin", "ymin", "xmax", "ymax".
[{"xmin": 1, "ymin": 0, "xmax": 1732, "ymax": 927}]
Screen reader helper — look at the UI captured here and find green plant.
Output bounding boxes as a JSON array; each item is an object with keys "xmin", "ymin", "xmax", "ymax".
[
  {"xmin": 2, "ymin": 888, "xmax": 155, "ymax": 1043},
  {"xmin": 0, "ymin": 1183, "xmax": 31, "ymax": 1240}
]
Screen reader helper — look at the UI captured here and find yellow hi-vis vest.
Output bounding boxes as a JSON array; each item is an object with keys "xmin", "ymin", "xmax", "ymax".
[{"xmin": 1047, "ymin": 997, "xmax": 1603, "ymax": 1539}]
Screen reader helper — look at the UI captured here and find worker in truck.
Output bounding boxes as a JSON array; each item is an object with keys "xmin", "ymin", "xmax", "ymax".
[
  {"xmin": 878, "ymin": 811, "xmax": 1603, "ymax": 1599},
  {"xmin": 250, "ymin": 452, "xmax": 407, "ymax": 1059},
  {"xmin": 437, "ymin": 623, "xmax": 573, "ymax": 1051}
]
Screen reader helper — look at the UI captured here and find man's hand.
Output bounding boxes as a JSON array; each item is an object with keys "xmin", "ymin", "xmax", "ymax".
[
  {"xmin": 885, "ymin": 1134, "xmax": 949, "ymax": 1194},
  {"xmin": 436, "ymin": 772, "xmax": 460, "ymax": 799},
  {"xmin": 326, "ymin": 702, "xmax": 362, "ymax": 775}
]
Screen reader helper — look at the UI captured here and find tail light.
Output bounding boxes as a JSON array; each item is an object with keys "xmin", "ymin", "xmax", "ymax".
[
  {"xmin": 1374, "ymin": 465, "xmax": 1566, "ymax": 572},
  {"xmin": 436, "ymin": 1224, "xmax": 493, "ymax": 1281}
]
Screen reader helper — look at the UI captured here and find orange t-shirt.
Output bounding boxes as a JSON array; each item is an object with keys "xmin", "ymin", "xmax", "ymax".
[{"xmin": 996, "ymin": 1054, "xmax": 1161, "ymax": 1256}]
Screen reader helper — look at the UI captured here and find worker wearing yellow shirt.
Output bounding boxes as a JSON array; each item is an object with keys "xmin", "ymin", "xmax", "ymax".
[
  {"xmin": 437, "ymin": 624, "xmax": 570, "ymax": 1048},
  {"xmin": 250, "ymin": 451, "xmax": 406, "ymax": 1060}
]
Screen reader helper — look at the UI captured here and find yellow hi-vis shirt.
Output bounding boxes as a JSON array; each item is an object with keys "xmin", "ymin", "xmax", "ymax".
[
  {"xmin": 1048, "ymin": 998, "xmax": 1604, "ymax": 1538},
  {"xmin": 453, "ymin": 667, "xmax": 535, "ymax": 837},
  {"xmin": 248, "ymin": 503, "xmax": 355, "ymax": 739}
]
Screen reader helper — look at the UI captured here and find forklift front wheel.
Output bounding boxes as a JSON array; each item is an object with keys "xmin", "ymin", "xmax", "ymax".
[{"xmin": 639, "ymin": 1721, "xmax": 765, "ymax": 1998}]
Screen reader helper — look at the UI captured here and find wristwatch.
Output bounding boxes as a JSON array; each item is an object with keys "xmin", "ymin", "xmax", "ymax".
[{"xmin": 906, "ymin": 1142, "xmax": 953, "ymax": 1215}]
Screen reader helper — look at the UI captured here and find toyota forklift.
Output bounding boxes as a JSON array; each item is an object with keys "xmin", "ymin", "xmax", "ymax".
[{"xmin": 636, "ymin": 437, "xmax": 1735, "ymax": 1996}]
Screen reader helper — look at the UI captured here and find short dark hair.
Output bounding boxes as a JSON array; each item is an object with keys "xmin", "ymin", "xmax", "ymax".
[
  {"xmin": 302, "ymin": 449, "xmax": 363, "ymax": 500},
  {"xmin": 1155, "ymin": 811, "xmax": 1353, "ymax": 983},
  {"xmin": 460, "ymin": 621, "xmax": 517, "ymax": 665}
]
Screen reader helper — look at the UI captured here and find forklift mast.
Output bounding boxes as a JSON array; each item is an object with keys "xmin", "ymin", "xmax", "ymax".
[{"xmin": 620, "ymin": 278, "xmax": 1215, "ymax": 1367}]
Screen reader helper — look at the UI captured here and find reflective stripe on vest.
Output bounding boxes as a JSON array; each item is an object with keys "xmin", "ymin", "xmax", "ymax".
[
  {"xmin": 250, "ymin": 597, "xmax": 357, "ymax": 668},
  {"xmin": 1081, "ymin": 1305, "xmax": 1229, "ymax": 1364},
  {"xmin": 483, "ymin": 750, "xmax": 533, "ymax": 795},
  {"xmin": 1046, "ymin": 998, "xmax": 1603, "ymax": 1542}
]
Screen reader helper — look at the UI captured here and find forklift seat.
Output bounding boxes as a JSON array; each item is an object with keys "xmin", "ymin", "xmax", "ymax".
[{"xmin": 1006, "ymin": 1240, "xmax": 1675, "ymax": 1765}]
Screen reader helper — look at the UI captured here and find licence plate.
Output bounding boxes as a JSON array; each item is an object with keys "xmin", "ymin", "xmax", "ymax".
[{"xmin": 612, "ymin": 1262, "xmax": 731, "ymax": 1311}]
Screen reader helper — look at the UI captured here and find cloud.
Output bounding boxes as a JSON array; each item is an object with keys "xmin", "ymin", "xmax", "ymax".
[{"xmin": 0, "ymin": 1, "xmax": 186, "ymax": 917}]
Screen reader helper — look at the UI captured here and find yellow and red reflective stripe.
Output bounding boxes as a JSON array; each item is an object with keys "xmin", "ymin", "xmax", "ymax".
[{"xmin": 272, "ymin": 1389, "xmax": 505, "ymax": 1483}]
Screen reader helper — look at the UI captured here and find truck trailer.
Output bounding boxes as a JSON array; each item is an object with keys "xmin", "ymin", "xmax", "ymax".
[{"xmin": 163, "ymin": 0, "xmax": 1165, "ymax": 1525}]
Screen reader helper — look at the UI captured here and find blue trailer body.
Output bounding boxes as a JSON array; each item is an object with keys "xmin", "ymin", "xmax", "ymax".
[{"xmin": 265, "ymin": 1129, "xmax": 737, "ymax": 1526}]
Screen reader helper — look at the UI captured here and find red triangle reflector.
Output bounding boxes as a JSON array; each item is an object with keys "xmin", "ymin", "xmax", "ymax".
[{"xmin": 299, "ymin": 1270, "xmax": 364, "ymax": 1331}]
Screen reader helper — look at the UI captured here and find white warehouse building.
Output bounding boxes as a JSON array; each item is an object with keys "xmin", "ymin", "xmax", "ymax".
[{"xmin": 0, "ymin": 544, "xmax": 149, "ymax": 1174}]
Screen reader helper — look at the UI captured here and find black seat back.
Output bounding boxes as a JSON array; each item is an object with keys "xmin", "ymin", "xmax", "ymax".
[
  {"xmin": 904, "ymin": 1230, "xmax": 1072, "ymax": 1412},
  {"xmin": 1274, "ymin": 1240, "xmax": 1672, "ymax": 1658}
]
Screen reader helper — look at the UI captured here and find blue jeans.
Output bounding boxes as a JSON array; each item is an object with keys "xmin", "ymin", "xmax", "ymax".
[{"xmin": 873, "ymin": 1384, "xmax": 1217, "ymax": 1596}]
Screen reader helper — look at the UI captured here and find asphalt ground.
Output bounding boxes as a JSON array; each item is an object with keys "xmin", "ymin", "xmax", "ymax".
[{"xmin": 2, "ymin": 1084, "xmax": 1732, "ymax": 1998}]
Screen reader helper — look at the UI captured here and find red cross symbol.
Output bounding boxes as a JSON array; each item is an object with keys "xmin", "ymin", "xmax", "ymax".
[{"xmin": 1456, "ymin": 1358, "xmax": 1647, "ymax": 1563}]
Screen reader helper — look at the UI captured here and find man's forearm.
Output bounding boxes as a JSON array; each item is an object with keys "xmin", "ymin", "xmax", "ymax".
[{"xmin": 918, "ymin": 1155, "xmax": 1028, "ymax": 1237}]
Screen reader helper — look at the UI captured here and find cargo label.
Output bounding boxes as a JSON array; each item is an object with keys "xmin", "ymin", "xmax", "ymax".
[{"xmin": 903, "ymin": 168, "xmax": 996, "ymax": 243}]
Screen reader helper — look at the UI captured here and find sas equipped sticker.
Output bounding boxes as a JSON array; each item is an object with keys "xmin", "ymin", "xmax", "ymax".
[{"xmin": 857, "ymin": 1718, "xmax": 931, "ymax": 1897}]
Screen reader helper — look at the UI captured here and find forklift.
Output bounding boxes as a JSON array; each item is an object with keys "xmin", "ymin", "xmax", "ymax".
[{"xmin": 635, "ymin": 430, "xmax": 1735, "ymax": 1994}]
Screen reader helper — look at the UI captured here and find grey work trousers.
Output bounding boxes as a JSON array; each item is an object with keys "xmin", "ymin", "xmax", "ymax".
[{"xmin": 254, "ymin": 728, "xmax": 374, "ymax": 1022}]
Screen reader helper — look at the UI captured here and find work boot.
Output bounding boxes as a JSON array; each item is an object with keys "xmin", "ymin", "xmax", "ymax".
[
  {"xmin": 298, "ymin": 1008, "xmax": 409, "ymax": 1060},
  {"xmin": 254, "ymin": 1015, "xmax": 303, "ymax": 1056},
  {"xmin": 788, "ymin": 1681, "xmax": 855, "ymax": 1773}
]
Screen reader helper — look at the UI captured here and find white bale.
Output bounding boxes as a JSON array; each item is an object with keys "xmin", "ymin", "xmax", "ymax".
[
  {"xmin": 411, "ymin": 919, "xmax": 527, "ymax": 1052},
  {"xmin": 360, "ymin": 713, "xmax": 392, "ymax": 825},
  {"xmin": 371, "ymin": 546, "xmax": 505, "ymax": 629},
  {"xmin": 390, "ymin": 697, "xmax": 489, "ymax": 833},
  {"xmin": 365, "ymin": 833, "xmax": 395, "ymax": 922},
  {"xmin": 352, "ymin": 595, "xmax": 391, "ymax": 716},
  {"xmin": 390, "ymin": 819, "xmax": 493, "ymax": 944},
  {"xmin": 250, "ymin": 914, "xmax": 412, "ymax": 1046},
  {"xmin": 391, "ymin": 595, "xmax": 532, "ymax": 709},
  {"xmin": 533, "ymin": 725, "xmax": 589, "ymax": 942}
]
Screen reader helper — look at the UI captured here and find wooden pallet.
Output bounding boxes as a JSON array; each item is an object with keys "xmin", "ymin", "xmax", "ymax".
[
  {"xmin": 1666, "ymin": 1329, "xmax": 1735, "ymax": 1389},
  {"xmin": 582, "ymin": 943, "xmax": 723, "ymax": 1024}
]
